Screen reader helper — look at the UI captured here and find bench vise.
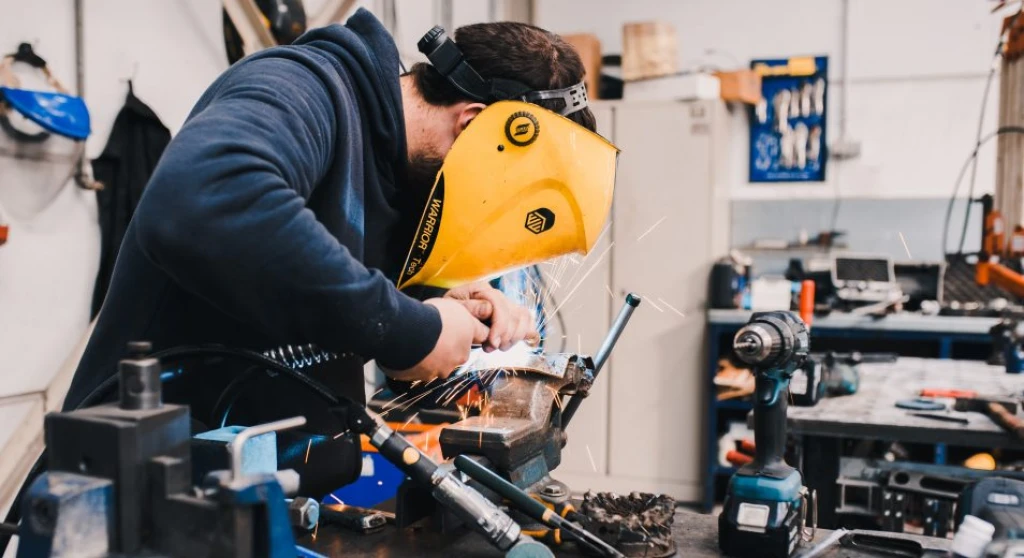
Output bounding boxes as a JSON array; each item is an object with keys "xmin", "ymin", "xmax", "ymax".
[{"xmin": 397, "ymin": 294, "xmax": 641, "ymax": 529}]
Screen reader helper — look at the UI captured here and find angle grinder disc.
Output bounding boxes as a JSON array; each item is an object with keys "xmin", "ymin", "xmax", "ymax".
[{"xmin": 895, "ymin": 398, "xmax": 945, "ymax": 411}]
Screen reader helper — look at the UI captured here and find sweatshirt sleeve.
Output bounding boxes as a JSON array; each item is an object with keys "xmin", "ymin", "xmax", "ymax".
[{"xmin": 131, "ymin": 55, "xmax": 440, "ymax": 370}]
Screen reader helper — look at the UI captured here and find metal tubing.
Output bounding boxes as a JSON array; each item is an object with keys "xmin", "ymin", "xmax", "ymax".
[
  {"xmin": 229, "ymin": 416, "xmax": 306, "ymax": 481},
  {"xmin": 561, "ymin": 293, "xmax": 641, "ymax": 427}
]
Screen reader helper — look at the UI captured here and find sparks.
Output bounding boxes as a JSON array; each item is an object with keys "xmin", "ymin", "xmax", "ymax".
[
  {"xmin": 329, "ymin": 493, "xmax": 344, "ymax": 505},
  {"xmin": 540, "ymin": 241, "xmax": 615, "ymax": 329},
  {"xmin": 657, "ymin": 297, "xmax": 686, "ymax": 318},
  {"xmin": 605, "ymin": 284, "xmax": 615, "ymax": 299},
  {"xmin": 645, "ymin": 296, "xmax": 665, "ymax": 312},
  {"xmin": 304, "ymin": 439, "xmax": 312, "ymax": 464},
  {"xmin": 898, "ymin": 231, "xmax": 913, "ymax": 259},
  {"xmin": 312, "ymin": 521, "xmax": 319, "ymax": 541},
  {"xmin": 636, "ymin": 216, "xmax": 667, "ymax": 242},
  {"xmin": 585, "ymin": 444, "xmax": 598, "ymax": 473}
]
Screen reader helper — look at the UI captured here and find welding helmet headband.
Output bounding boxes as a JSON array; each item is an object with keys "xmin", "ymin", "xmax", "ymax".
[
  {"xmin": 396, "ymin": 100, "xmax": 618, "ymax": 289},
  {"xmin": 417, "ymin": 25, "xmax": 589, "ymax": 117}
]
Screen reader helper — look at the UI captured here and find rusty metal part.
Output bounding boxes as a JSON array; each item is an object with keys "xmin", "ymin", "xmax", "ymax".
[
  {"xmin": 439, "ymin": 353, "xmax": 592, "ymax": 477},
  {"xmin": 579, "ymin": 491, "xmax": 677, "ymax": 558}
]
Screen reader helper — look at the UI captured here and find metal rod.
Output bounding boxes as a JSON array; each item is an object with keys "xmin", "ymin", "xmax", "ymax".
[
  {"xmin": 229, "ymin": 416, "xmax": 306, "ymax": 481},
  {"xmin": 453, "ymin": 456, "xmax": 624, "ymax": 557},
  {"xmin": 561, "ymin": 293, "xmax": 641, "ymax": 427}
]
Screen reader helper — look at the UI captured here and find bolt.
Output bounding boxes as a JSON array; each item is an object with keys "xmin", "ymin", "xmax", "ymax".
[
  {"xmin": 127, "ymin": 341, "xmax": 152, "ymax": 358},
  {"xmin": 541, "ymin": 483, "xmax": 567, "ymax": 499},
  {"xmin": 287, "ymin": 497, "xmax": 319, "ymax": 531}
]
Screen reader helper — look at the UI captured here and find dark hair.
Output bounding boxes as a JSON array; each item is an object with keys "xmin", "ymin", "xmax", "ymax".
[{"xmin": 409, "ymin": 22, "xmax": 596, "ymax": 132}]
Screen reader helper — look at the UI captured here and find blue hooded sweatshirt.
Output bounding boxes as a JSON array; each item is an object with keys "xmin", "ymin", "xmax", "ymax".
[{"xmin": 64, "ymin": 9, "xmax": 441, "ymax": 411}]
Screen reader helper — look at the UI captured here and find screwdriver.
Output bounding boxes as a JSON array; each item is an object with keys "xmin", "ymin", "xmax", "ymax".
[{"xmin": 453, "ymin": 455, "xmax": 625, "ymax": 558}]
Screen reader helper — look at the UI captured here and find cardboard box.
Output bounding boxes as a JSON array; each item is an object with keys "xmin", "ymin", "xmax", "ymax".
[
  {"xmin": 714, "ymin": 69, "xmax": 761, "ymax": 104},
  {"xmin": 562, "ymin": 33, "xmax": 602, "ymax": 99},
  {"xmin": 622, "ymin": 21, "xmax": 677, "ymax": 81}
]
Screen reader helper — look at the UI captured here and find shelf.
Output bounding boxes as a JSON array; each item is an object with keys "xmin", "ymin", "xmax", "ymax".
[{"xmin": 716, "ymin": 399, "xmax": 753, "ymax": 411}]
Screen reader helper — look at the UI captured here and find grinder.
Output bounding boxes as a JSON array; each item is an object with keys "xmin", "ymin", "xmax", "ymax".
[{"xmin": 719, "ymin": 311, "xmax": 812, "ymax": 558}]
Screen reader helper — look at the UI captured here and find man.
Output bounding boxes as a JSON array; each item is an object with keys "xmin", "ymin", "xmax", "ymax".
[{"xmin": 58, "ymin": 10, "xmax": 596, "ymax": 491}]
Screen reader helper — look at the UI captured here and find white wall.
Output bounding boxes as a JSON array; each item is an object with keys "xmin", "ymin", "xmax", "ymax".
[{"xmin": 536, "ymin": 0, "xmax": 1004, "ymax": 201}]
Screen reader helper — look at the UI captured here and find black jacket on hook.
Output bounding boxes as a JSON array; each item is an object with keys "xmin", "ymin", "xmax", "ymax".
[{"xmin": 91, "ymin": 83, "xmax": 171, "ymax": 317}]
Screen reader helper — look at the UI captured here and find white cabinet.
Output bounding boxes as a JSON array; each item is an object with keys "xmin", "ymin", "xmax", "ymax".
[{"xmin": 553, "ymin": 100, "xmax": 731, "ymax": 502}]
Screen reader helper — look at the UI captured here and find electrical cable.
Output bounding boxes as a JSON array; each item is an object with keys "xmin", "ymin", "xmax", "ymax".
[
  {"xmin": 942, "ymin": 126, "xmax": 1024, "ymax": 255},
  {"xmin": 957, "ymin": 7, "xmax": 1023, "ymax": 254}
]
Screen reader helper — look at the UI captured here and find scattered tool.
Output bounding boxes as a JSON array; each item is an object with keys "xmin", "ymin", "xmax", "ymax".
[
  {"xmin": 719, "ymin": 311, "xmax": 814, "ymax": 558},
  {"xmin": 791, "ymin": 351, "xmax": 898, "ymax": 406},
  {"xmin": 453, "ymin": 455, "xmax": 624, "ymax": 557},
  {"xmin": 895, "ymin": 398, "xmax": 946, "ymax": 411},
  {"xmin": 909, "ymin": 412, "xmax": 970, "ymax": 425},
  {"xmin": 954, "ymin": 395, "xmax": 1024, "ymax": 439},
  {"xmin": 319, "ymin": 503, "xmax": 389, "ymax": 534},
  {"xmin": 920, "ymin": 388, "xmax": 978, "ymax": 399}
]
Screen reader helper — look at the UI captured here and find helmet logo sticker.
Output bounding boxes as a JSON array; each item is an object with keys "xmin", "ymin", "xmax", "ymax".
[
  {"xmin": 398, "ymin": 173, "xmax": 445, "ymax": 286},
  {"xmin": 525, "ymin": 208, "xmax": 555, "ymax": 234},
  {"xmin": 505, "ymin": 111, "xmax": 540, "ymax": 147}
]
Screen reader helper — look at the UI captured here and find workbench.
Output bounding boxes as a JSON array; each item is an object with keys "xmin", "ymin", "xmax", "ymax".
[
  {"xmin": 704, "ymin": 309, "xmax": 998, "ymax": 512},
  {"xmin": 788, "ymin": 357, "xmax": 1024, "ymax": 528},
  {"xmin": 297, "ymin": 509, "xmax": 951, "ymax": 557}
]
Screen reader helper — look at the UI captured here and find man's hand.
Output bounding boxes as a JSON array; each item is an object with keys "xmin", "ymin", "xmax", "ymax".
[
  {"xmin": 386, "ymin": 298, "xmax": 488, "ymax": 382},
  {"xmin": 445, "ymin": 282, "xmax": 540, "ymax": 352}
]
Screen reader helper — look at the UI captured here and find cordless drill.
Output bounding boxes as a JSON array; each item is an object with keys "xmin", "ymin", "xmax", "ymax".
[{"xmin": 719, "ymin": 311, "xmax": 811, "ymax": 558}]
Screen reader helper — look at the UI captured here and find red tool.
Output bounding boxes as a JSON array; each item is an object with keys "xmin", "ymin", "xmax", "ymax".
[
  {"xmin": 799, "ymin": 280, "xmax": 815, "ymax": 328},
  {"xmin": 920, "ymin": 388, "xmax": 978, "ymax": 399}
]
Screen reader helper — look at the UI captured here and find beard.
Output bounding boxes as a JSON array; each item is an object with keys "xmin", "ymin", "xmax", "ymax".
[{"xmin": 405, "ymin": 153, "xmax": 444, "ymax": 194}]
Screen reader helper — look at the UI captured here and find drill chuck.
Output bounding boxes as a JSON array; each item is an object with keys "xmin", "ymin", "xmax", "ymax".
[{"xmin": 732, "ymin": 312, "xmax": 809, "ymax": 369}]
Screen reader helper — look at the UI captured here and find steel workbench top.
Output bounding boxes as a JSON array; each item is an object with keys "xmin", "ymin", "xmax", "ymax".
[
  {"xmin": 297, "ymin": 508, "xmax": 950, "ymax": 557},
  {"xmin": 708, "ymin": 309, "xmax": 1000, "ymax": 334},
  {"xmin": 787, "ymin": 357, "xmax": 1024, "ymax": 447}
]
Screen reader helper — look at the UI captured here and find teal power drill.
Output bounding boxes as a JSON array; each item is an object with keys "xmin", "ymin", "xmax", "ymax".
[{"xmin": 719, "ymin": 311, "xmax": 812, "ymax": 558}]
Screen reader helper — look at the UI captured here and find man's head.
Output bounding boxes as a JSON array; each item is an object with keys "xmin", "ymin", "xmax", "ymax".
[{"xmin": 401, "ymin": 21, "xmax": 596, "ymax": 192}]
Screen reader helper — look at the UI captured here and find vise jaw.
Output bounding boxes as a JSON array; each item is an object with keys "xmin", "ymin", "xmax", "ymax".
[{"xmin": 438, "ymin": 352, "xmax": 593, "ymax": 489}]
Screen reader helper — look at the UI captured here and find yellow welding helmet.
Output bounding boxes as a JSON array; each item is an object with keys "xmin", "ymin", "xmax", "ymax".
[{"xmin": 396, "ymin": 100, "xmax": 619, "ymax": 290}]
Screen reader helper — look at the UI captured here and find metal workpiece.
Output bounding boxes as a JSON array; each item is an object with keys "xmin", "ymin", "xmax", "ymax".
[
  {"xmin": 562, "ymin": 293, "xmax": 641, "ymax": 427},
  {"xmin": 430, "ymin": 473, "xmax": 523, "ymax": 551},
  {"xmin": 118, "ymin": 341, "xmax": 162, "ymax": 410},
  {"xmin": 229, "ymin": 416, "xmax": 306, "ymax": 482}
]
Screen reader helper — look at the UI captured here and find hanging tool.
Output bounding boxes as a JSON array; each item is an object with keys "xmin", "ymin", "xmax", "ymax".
[
  {"xmin": 719, "ymin": 311, "xmax": 813, "ymax": 558},
  {"xmin": 453, "ymin": 455, "xmax": 624, "ymax": 557}
]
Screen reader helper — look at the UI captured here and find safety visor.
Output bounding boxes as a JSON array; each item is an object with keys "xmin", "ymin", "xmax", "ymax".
[
  {"xmin": 397, "ymin": 100, "xmax": 619, "ymax": 290},
  {"xmin": 0, "ymin": 87, "xmax": 90, "ymax": 141}
]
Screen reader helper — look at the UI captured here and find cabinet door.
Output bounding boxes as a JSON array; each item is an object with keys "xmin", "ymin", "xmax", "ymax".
[
  {"xmin": 550, "ymin": 103, "xmax": 614, "ymax": 476},
  {"xmin": 608, "ymin": 102, "xmax": 721, "ymax": 488}
]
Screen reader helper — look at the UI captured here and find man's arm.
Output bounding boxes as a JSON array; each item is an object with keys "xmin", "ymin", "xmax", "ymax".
[{"xmin": 132, "ymin": 56, "xmax": 438, "ymax": 370}]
